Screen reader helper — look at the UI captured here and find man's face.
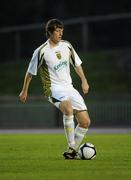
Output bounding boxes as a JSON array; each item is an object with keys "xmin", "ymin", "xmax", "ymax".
[{"xmin": 50, "ymin": 27, "xmax": 64, "ymax": 44}]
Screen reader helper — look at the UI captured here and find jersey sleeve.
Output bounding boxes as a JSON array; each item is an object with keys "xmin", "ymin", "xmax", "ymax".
[
  {"xmin": 68, "ymin": 43, "xmax": 82, "ymax": 67},
  {"xmin": 27, "ymin": 49, "xmax": 38, "ymax": 75}
]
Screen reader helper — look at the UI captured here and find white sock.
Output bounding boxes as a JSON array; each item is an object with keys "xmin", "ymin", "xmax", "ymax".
[
  {"xmin": 63, "ymin": 115, "xmax": 75, "ymax": 148},
  {"xmin": 74, "ymin": 125, "xmax": 88, "ymax": 150}
]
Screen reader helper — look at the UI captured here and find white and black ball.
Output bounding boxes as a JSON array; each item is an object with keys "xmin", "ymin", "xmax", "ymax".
[{"xmin": 78, "ymin": 142, "xmax": 97, "ymax": 160}]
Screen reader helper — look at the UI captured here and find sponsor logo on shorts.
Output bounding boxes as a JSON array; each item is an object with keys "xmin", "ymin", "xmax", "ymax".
[{"xmin": 59, "ymin": 96, "xmax": 65, "ymax": 99}]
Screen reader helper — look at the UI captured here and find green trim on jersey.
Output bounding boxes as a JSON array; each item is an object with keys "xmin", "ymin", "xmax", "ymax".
[
  {"xmin": 69, "ymin": 47, "xmax": 75, "ymax": 67},
  {"xmin": 38, "ymin": 42, "xmax": 47, "ymax": 69},
  {"xmin": 38, "ymin": 43, "xmax": 52, "ymax": 97},
  {"xmin": 39, "ymin": 64, "xmax": 51, "ymax": 97},
  {"xmin": 61, "ymin": 40, "xmax": 76, "ymax": 67}
]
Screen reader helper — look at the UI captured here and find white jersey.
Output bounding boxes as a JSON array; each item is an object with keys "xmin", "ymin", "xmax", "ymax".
[{"xmin": 27, "ymin": 39, "xmax": 82, "ymax": 97}]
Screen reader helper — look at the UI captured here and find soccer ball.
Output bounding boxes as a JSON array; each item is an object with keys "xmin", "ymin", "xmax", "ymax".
[{"xmin": 78, "ymin": 142, "xmax": 96, "ymax": 160}]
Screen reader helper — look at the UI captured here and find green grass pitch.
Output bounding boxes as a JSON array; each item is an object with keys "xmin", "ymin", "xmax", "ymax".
[{"xmin": 0, "ymin": 134, "xmax": 131, "ymax": 180}]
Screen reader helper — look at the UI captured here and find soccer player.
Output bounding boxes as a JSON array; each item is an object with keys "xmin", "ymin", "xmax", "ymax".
[{"xmin": 19, "ymin": 19, "xmax": 91, "ymax": 159}]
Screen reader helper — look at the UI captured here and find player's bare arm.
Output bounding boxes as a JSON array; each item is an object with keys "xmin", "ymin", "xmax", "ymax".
[
  {"xmin": 75, "ymin": 65, "xmax": 89, "ymax": 94},
  {"xmin": 19, "ymin": 72, "xmax": 32, "ymax": 103}
]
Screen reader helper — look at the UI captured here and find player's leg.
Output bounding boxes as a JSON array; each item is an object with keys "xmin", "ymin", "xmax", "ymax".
[
  {"xmin": 67, "ymin": 87, "xmax": 91, "ymax": 150},
  {"xmin": 59, "ymin": 100, "xmax": 75, "ymax": 149},
  {"xmin": 59, "ymin": 100, "xmax": 79, "ymax": 159},
  {"xmin": 48, "ymin": 87, "xmax": 77, "ymax": 159},
  {"xmin": 74, "ymin": 110, "xmax": 91, "ymax": 150}
]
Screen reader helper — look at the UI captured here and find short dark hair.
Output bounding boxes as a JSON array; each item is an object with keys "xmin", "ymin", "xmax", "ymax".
[{"xmin": 45, "ymin": 19, "xmax": 64, "ymax": 37}]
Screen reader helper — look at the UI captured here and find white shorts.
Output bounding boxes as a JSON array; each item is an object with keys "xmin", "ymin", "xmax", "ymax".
[{"xmin": 48, "ymin": 85, "xmax": 87, "ymax": 111}]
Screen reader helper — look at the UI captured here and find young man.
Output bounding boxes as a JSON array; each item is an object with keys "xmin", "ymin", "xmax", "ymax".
[{"xmin": 19, "ymin": 19, "xmax": 91, "ymax": 159}]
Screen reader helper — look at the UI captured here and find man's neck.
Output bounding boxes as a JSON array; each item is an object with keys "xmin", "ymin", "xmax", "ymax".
[{"xmin": 49, "ymin": 39, "xmax": 59, "ymax": 48}]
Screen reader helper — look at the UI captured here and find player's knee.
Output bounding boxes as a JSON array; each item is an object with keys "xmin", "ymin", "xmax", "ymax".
[
  {"xmin": 86, "ymin": 118, "xmax": 91, "ymax": 128},
  {"xmin": 81, "ymin": 118, "xmax": 91, "ymax": 128},
  {"xmin": 64, "ymin": 106, "xmax": 73, "ymax": 116},
  {"xmin": 60, "ymin": 100, "xmax": 73, "ymax": 116}
]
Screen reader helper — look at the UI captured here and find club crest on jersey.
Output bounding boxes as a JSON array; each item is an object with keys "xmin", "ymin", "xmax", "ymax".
[{"xmin": 55, "ymin": 52, "xmax": 61, "ymax": 60}]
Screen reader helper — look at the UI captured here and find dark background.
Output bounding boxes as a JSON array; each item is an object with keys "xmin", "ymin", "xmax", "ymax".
[
  {"xmin": 0, "ymin": 0, "xmax": 131, "ymax": 127},
  {"xmin": 1, "ymin": 0, "xmax": 131, "ymax": 27},
  {"xmin": 0, "ymin": 0, "xmax": 131, "ymax": 62},
  {"xmin": 0, "ymin": 0, "xmax": 131, "ymax": 93}
]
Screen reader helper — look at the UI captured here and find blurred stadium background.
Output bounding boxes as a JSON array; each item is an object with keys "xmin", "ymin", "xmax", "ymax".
[{"xmin": 0, "ymin": 0, "xmax": 131, "ymax": 129}]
